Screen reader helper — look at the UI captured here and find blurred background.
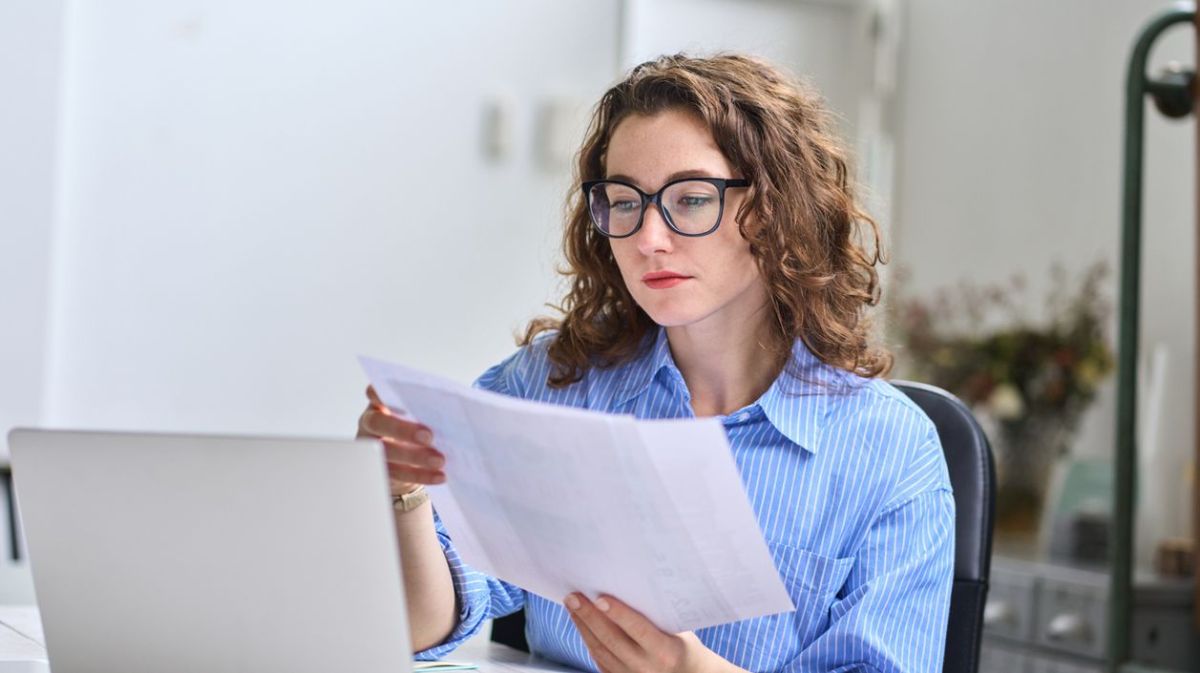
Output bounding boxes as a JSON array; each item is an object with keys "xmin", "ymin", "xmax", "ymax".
[{"xmin": 0, "ymin": 0, "xmax": 1196, "ymax": 670}]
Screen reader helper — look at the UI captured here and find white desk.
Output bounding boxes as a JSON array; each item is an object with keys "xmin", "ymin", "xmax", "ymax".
[{"xmin": 0, "ymin": 608, "xmax": 579, "ymax": 673}]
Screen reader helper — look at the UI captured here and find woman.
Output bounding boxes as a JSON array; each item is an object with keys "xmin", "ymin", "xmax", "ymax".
[{"xmin": 358, "ymin": 54, "xmax": 954, "ymax": 673}]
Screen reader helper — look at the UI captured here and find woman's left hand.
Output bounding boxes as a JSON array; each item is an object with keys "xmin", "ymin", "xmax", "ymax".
[{"xmin": 564, "ymin": 593, "xmax": 732, "ymax": 673}]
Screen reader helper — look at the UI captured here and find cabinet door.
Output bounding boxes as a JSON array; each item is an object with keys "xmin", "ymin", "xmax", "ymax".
[
  {"xmin": 985, "ymin": 564, "xmax": 1039, "ymax": 643},
  {"xmin": 1035, "ymin": 576, "xmax": 1108, "ymax": 659},
  {"xmin": 980, "ymin": 640, "xmax": 1031, "ymax": 673}
]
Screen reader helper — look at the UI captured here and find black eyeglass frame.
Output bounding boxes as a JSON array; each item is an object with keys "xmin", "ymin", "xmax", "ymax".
[{"xmin": 581, "ymin": 177, "xmax": 751, "ymax": 239}]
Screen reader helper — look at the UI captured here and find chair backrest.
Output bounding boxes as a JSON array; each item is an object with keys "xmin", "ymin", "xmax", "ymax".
[
  {"xmin": 893, "ymin": 380, "xmax": 995, "ymax": 673},
  {"xmin": 492, "ymin": 381, "xmax": 995, "ymax": 673}
]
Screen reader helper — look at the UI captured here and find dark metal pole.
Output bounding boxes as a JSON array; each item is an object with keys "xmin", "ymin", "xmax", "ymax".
[
  {"xmin": 1113, "ymin": 4, "xmax": 1196, "ymax": 671},
  {"xmin": 1193, "ymin": 5, "xmax": 1200, "ymax": 639}
]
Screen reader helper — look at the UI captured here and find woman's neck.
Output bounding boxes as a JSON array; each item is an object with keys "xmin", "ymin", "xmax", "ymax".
[{"xmin": 665, "ymin": 307, "xmax": 782, "ymax": 418}]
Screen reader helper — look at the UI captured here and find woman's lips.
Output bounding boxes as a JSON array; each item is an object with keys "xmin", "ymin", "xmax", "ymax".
[{"xmin": 642, "ymin": 272, "xmax": 692, "ymax": 289}]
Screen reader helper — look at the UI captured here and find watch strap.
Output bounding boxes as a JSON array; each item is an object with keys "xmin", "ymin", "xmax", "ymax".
[{"xmin": 392, "ymin": 485, "xmax": 430, "ymax": 513}]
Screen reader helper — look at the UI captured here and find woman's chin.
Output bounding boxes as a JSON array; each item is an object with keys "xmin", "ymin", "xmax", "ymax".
[{"xmin": 639, "ymin": 304, "xmax": 706, "ymax": 329}]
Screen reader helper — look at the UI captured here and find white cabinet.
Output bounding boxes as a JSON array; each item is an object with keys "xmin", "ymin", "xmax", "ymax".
[{"xmin": 982, "ymin": 556, "xmax": 1196, "ymax": 673}]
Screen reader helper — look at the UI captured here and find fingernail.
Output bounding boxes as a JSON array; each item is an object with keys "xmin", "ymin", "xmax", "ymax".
[
  {"xmin": 427, "ymin": 454, "xmax": 444, "ymax": 469},
  {"xmin": 595, "ymin": 598, "xmax": 610, "ymax": 612},
  {"xmin": 564, "ymin": 594, "xmax": 581, "ymax": 611},
  {"xmin": 415, "ymin": 430, "xmax": 433, "ymax": 445}
]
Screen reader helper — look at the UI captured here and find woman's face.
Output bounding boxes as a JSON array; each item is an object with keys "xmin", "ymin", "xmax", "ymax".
[{"xmin": 605, "ymin": 109, "xmax": 766, "ymax": 332}]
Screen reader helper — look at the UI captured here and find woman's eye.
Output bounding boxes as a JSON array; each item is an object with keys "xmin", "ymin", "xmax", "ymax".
[
  {"xmin": 611, "ymin": 200, "xmax": 640, "ymax": 212},
  {"xmin": 677, "ymin": 195, "xmax": 714, "ymax": 209}
]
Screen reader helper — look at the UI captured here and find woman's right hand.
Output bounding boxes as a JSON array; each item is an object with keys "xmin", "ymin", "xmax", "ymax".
[{"xmin": 356, "ymin": 385, "xmax": 446, "ymax": 495}]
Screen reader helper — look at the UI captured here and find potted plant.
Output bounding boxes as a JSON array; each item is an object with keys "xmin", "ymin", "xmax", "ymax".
[{"xmin": 888, "ymin": 261, "xmax": 1116, "ymax": 533}]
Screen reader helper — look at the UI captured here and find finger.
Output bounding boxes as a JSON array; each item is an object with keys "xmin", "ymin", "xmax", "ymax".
[
  {"xmin": 386, "ymin": 467, "xmax": 445, "ymax": 487},
  {"xmin": 593, "ymin": 594, "xmax": 668, "ymax": 650},
  {"xmin": 364, "ymin": 386, "xmax": 422, "ymax": 425},
  {"xmin": 569, "ymin": 612, "xmax": 627, "ymax": 673},
  {"xmin": 366, "ymin": 386, "xmax": 413, "ymax": 420},
  {"xmin": 565, "ymin": 594, "xmax": 643, "ymax": 665},
  {"xmin": 360, "ymin": 410, "xmax": 434, "ymax": 446},
  {"xmin": 386, "ymin": 464, "xmax": 445, "ymax": 484},
  {"xmin": 382, "ymin": 439, "xmax": 444, "ymax": 470},
  {"xmin": 387, "ymin": 464, "xmax": 445, "ymax": 485}
]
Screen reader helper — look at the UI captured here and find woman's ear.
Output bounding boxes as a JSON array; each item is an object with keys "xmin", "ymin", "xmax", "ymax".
[{"xmin": 736, "ymin": 205, "xmax": 764, "ymax": 247}]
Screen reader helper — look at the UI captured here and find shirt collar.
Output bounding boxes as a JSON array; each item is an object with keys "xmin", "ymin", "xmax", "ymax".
[
  {"xmin": 757, "ymin": 339, "xmax": 848, "ymax": 455},
  {"xmin": 614, "ymin": 327, "xmax": 678, "ymax": 406},
  {"xmin": 617, "ymin": 327, "xmax": 857, "ymax": 455}
]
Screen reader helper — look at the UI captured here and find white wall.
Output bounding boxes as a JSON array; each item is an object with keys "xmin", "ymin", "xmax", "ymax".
[
  {"xmin": 0, "ymin": 0, "xmax": 64, "ymax": 447},
  {"xmin": 892, "ymin": 1, "xmax": 1195, "ymax": 545},
  {"xmin": 622, "ymin": 0, "xmax": 871, "ymax": 134},
  {"xmin": 41, "ymin": 0, "xmax": 620, "ymax": 438},
  {"xmin": 0, "ymin": 0, "xmax": 64, "ymax": 604}
]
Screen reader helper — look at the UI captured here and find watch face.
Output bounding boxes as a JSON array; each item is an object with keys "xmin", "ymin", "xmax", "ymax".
[{"xmin": 393, "ymin": 487, "xmax": 429, "ymax": 512}]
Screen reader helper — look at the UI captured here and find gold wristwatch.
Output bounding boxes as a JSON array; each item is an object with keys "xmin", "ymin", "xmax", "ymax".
[{"xmin": 392, "ymin": 485, "xmax": 430, "ymax": 513}]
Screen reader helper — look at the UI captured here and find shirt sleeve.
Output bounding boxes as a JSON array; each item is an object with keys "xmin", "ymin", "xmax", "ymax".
[
  {"xmin": 412, "ymin": 346, "xmax": 536, "ymax": 659},
  {"xmin": 787, "ymin": 479, "xmax": 956, "ymax": 673},
  {"xmin": 413, "ymin": 510, "xmax": 527, "ymax": 660}
]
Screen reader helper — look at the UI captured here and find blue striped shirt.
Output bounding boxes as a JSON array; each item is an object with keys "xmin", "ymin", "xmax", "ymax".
[{"xmin": 418, "ymin": 327, "xmax": 955, "ymax": 673}]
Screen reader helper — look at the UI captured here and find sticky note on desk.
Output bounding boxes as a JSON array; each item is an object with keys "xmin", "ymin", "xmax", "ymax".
[{"xmin": 414, "ymin": 662, "xmax": 478, "ymax": 671}]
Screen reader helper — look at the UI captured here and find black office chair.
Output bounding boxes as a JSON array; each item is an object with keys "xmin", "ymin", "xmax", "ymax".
[{"xmin": 491, "ymin": 381, "xmax": 995, "ymax": 673}]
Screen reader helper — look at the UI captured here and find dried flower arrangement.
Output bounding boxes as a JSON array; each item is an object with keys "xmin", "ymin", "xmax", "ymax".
[{"xmin": 888, "ymin": 261, "xmax": 1116, "ymax": 530}]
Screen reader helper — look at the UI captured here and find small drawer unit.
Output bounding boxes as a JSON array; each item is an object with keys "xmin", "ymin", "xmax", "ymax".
[
  {"xmin": 983, "ymin": 557, "xmax": 1108, "ymax": 673},
  {"xmin": 1033, "ymin": 572, "xmax": 1108, "ymax": 660},
  {"xmin": 984, "ymin": 555, "xmax": 1196, "ymax": 672}
]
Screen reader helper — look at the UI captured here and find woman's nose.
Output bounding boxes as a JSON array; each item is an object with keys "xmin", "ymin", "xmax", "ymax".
[{"xmin": 635, "ymin": 204, "xmax": 674, "ymax": 254}]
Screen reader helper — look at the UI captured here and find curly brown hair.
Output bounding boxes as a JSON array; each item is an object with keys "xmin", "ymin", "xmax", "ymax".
[{"xmin": 522, "ymin": 53, "xmax": 892, "ymax": 388}]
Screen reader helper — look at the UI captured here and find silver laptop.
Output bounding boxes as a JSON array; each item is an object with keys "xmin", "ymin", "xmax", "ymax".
[{"xmin": 7, "ymin": 429, "xmax": 413, "ymax": 673}]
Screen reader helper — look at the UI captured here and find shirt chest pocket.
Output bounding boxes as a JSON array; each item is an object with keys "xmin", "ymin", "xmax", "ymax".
[{"xmin": 767, "ymin": 542, "xmax": 856, "ymax": 644}]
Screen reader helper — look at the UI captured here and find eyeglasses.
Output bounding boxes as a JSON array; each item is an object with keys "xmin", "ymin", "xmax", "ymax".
[{"xmin": 582, "ymin": 177, "xmax": 750, "ymax": 238}]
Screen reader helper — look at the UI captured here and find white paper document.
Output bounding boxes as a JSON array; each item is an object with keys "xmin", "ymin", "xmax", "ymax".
[{"xmin": 359, "ymin": 356, "xmax": 795, "ymax": 633}]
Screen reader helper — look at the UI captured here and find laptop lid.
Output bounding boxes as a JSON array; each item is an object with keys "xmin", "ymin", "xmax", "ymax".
[{"xmin": 8, "ymin": 429, "xmax": 411, "ymax": 673}]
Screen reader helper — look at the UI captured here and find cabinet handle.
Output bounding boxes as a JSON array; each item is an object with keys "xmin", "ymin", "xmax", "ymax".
[
  {"xmin": 1046, "ymin": 613, "xmax": 1092, "ymax": 643},
  {"xmin": 984, "ymin": 600, "xmax": 1015, "ymax": 626}
]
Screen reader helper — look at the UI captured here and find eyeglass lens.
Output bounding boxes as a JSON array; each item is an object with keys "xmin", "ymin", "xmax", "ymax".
[{"xmin": 588, "ymin": 180, "xmax": 723, "ymax": 237}]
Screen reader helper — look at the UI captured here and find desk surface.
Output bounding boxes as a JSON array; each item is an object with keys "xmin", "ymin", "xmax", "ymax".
[{"xmin": 0, "ymin": 607, "xmax": 579, "ymax": 673}]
